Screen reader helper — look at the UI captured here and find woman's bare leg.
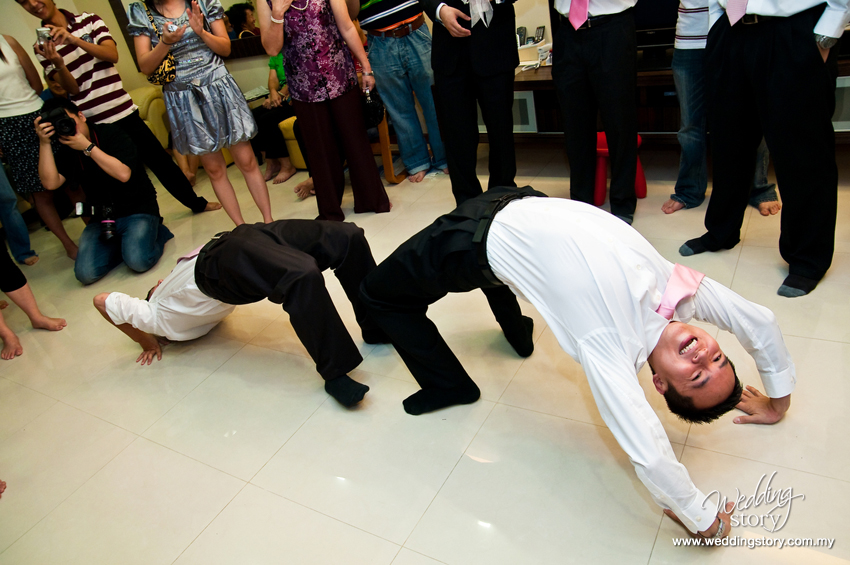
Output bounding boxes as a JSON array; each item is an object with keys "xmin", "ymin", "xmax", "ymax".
[
  {"xmin": 6, "ymin": 283, "xmax": 66, "ymax": 331},
  {"xmin": 200, "ymin": 151, "xmax": 245, "ymax": 226},
  {"xmin": 32, "ymin": 191, "xmax": 77, "ymax": 259},
  {"xmin": 229, "ymin": 141, "xmax": 273, "ymax": 223}
]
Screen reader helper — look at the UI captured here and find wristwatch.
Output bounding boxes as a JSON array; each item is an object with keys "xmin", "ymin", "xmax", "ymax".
[
  {"xmin": 815, "ymin": 34, "xmax": 838, "ymax": 50},
  {"xmin": 83, "ymin": 143, "xmax": 95, "ymax": 157},
  {"xmin": 698, "ymin": 516, "xmax": 725, "ymax": 541}
]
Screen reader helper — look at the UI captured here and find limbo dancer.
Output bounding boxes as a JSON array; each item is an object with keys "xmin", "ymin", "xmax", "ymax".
[
  {"xmin": 94, "ymin": 220, "xmax": 388, "ymax": 407},
  {"xmin": 360, "ymin": 186, "xmax": 795, "ymax": 540}
]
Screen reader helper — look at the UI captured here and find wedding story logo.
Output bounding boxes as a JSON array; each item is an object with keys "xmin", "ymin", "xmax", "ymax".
[{"xmin": 703, "ymin": 472, "xmax": 805, "ymax": 533}]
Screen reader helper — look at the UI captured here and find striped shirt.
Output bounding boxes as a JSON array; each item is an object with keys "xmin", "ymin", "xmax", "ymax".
[
  {"xmin": 357, "ymin": 0, "xmax": 421, "ymax": 31},
  {"xmin": 37, "ymin": 10, "xmax": 136, "ymax": 124},
  {"xmin": 675, "ymin": 0, "xmax": 708, "ymax": 49}
]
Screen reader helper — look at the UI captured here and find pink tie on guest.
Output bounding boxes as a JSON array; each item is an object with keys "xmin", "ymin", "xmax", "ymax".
[
  {"xmin": 656, "ymin": 264, "xmax": 705, "ymax": 320},
  {"xmin": 726, "ymin": 0, "xmax": 748, "ymax": 26},
  {"xmin": 569, "ymin": 0, "xmax": 589, "ymax": 30}
]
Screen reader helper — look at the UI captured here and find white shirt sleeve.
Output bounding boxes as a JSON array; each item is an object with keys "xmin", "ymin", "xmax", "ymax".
[
  {"xmin": 577, "ymin": 330, "xmax": 717, "ymax": 534},
  {"xmin": 692, "ymin": 277, "xmax": 796, "ymax": 398},
  {"xmin": 105, "ymin": 292, "xmax": 158, "ymax": 335},
  {"xmin": 815, "ymin": 0, "xmax": 850, "ymax": 38}
]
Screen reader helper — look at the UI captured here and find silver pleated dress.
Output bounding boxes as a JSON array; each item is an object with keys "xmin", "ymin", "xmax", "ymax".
[{"xmin": 127, "ymin": 0, "xmax": 257, "ymax": 155}]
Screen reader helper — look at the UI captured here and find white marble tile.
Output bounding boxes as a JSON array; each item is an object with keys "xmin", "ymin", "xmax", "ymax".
[
  {"xmin": 405, "ymin": 405, "xmax": 662, "ymax": 565},
  {"xmin": 143, "ymin": 344, "xmax": 330, "ymax": 480},
  {"xmin": 649, "ymin": 447, "xmax": 850, "ymax": 564},
  {"xmin": 0, "ymin": 438, "xmax": 243, "ymax": 565},
  {"xmin": 174, "ymin": 485, "xmax": 399, "ymax": 565},
  {"xmin": 0, "ymin": 378, "xmax": 55, "ymax": 442},
  {"xmin": 0, "ymin": 403, "xmax": 135, "ymax": 552},
  {"xmin": 61, "ymin": 335, "xmax": 244, "ymax": 433},
  {"xmin": 392, "ymin": 549, "xmax": 448, "ymax": 565},
  {"xmin": 252, "ymin": 372, "xmax": 494, "ymax": 544}
]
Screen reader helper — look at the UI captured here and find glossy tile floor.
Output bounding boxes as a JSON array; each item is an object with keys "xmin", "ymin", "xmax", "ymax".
[{"xmin": 0, "ymin": 142, "xmax": 848, "ymax": 564}]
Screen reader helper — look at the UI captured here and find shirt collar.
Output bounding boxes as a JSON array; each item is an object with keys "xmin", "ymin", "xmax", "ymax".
[{"xmin": 42, "ymin": 9, "xmax": 77, "ymax": 27}]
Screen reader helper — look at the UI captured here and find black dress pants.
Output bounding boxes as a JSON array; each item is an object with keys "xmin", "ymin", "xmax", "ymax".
[
  {"xmin": 360, "ymin": 186, "xmax": 545, "ymax": 390},
  {"xmin": 195, "ymin": 220, "xmax": 380, "ymax": 380},
  {"xmin": 433, "ymin": 62, "xmax": 517, "ymax": 206},
  {"xmin": 701, "ymin": 6, "xmax": 837, "ymax": 280},
  {"xmin": 114, "ymin": 111, "xmax": 208, "ymax": 213},
  {"xmin": 552, "ymin": 9, "xmax": 637, "ymax": 219}
]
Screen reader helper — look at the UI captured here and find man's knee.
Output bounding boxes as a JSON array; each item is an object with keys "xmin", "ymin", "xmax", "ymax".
[
  {"xmin": 123, "ymin": 246, "xmax": 161, "ymax": 273},
  {"xmin": 74, "ymin": 260, "xmax": 106, "ymax": 285}
]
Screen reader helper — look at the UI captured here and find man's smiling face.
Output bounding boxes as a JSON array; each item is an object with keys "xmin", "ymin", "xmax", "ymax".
[
  {"xmin": 650, "ymin": 322, "xmax": 736, "ymax": 410},
  {"xmin": 16, "ymin": 0, "xmax": 57, "ymax": 21}
]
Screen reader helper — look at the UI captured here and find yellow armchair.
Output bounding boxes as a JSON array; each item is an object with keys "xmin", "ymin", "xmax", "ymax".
[{"xmin": 128, "ymin": 86, "xmax": 169, "ymax": 149}]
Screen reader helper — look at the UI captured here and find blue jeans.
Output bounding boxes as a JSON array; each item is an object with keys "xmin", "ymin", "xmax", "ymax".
[
  {"xmin": 368, "ymin": 26, "xmax": 447, "ymax": 174},
  {"xmin": 74, "ymin": 214, "xmax": 173, "ymax": 285},
  {"xmin": 671, "ymin": 48, "xmax": 708, "ymax": 208},
  {"xmin": 0, "ymin": 165, "xmax": 36, "ymax": 264}
]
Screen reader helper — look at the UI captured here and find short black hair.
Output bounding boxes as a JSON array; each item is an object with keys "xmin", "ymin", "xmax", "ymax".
[
  {"xmin": 663, "ymin": 358, "xmax": 743, "ymax": 424},
  {"xmin": 41, "ymin": 96, "xmax": 80, "ymax": 116},
  {"xmin": 225, "ymin": 3, "xmax": 253, "ymax": 30}
]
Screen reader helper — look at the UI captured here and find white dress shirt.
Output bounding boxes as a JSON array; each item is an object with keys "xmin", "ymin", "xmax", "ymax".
[
  {"xmin": 105, "ymin": 256, "xmax": 235, "ymax": 341},
  {"xmin": 709, "ymin": 0, "xmax": 850, "ymax": 37},
  {"xmin": 486, "ymin": 197, "xmax": 796, "ymax": 533},
  {"xmin": 554, "ymin": 0, "xmax": 638, "ymax": 19}
]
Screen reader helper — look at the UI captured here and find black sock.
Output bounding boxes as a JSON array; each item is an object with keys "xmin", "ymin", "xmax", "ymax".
[
  {"xmin": 502, "ymin": 316, "xmax": 534, "ymax": 358},
  {"xmin": 402, "ymin": 383, "xmax": 480, "ymax": 416},
  {"xmin": 362, "ymin": 327, "xmax": 391, "ymax": 344},
  {"xmin": 777, "ymin": 275, "xmax": 819, "ymax": 298},
  {"xmin": 325, "ymin": 375, "xmax": 370, "ymax": 407},
  {"xmin": 679, "ymin": 238, "xmax": 708, "ymax": 257}
]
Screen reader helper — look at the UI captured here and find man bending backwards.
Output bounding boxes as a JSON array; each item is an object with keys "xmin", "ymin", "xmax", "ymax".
[
  {"xmin": 360, "ymin": 186, "xmax": 794, "ymax": 540},
  {"xmin": 95, "ymin": 220, "xmax": 388, "ymax": 407}
]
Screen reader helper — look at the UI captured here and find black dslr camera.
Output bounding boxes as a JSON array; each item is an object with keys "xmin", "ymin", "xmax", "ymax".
[
  {"xmin": 75, "ymin": 203, "xmax": 117, "ymax": 241},
  {"xmin": 39, "ymin": 106, "xmax": 76, "ymax": 137}
]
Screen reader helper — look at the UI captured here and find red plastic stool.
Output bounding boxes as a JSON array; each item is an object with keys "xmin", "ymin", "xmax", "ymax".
[{"xmin": 594, "ymin": 132, "xmax": 647, "ymax": 206}]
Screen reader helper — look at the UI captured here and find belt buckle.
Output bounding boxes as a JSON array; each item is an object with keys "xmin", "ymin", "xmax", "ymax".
[{"xmin": 742, "ymin": 14, "xmax": 759, "ymax": 25}]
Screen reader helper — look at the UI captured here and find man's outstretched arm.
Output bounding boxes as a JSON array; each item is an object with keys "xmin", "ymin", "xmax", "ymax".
[
  {"xmin": 693, "ymin": 277, "xmax": 796, "ymax": 424},
  {"xmin": 93, "ymin": 293, "xmax": 163, "ymax": 364}
]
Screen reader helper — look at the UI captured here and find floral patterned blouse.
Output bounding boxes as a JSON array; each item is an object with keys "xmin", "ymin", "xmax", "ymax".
[{"xmin": 278, "ymin": 0, "xmax": 358, "ymax": 103}]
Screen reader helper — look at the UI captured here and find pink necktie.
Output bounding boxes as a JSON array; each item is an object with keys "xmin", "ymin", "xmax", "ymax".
[
  {"xmin": 177, "ymin": 245, "xmax": 204, "ymax": 264},
  {"xmin": 656, "ymin": 264, "xmax": 705, "ymax": 320},
  {"xmin": 569, "ymin": 0, "xmax": 589, "ymax": 30},
  {"xmin": 726, "ymin": 0, "xmax": 748, "ymax": 26}
]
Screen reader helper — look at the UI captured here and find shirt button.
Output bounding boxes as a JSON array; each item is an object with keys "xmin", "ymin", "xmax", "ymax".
[{"xmin": 696, "ymin": 517, "xmax": 702, "ymax": 522}]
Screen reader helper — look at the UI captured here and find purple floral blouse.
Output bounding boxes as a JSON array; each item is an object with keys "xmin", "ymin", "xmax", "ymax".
[{"xmin": 278, "ymin": 0, "xmax": 358, "ymax": 103}]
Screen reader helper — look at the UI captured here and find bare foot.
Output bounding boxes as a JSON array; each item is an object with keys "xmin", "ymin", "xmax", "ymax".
[
  {"xmin": 23, "ymin": 256, "xmax": 39, "ymax": 266},
  {"xmin": 662, "ymin": 199, "xmax": 686, "ymax": 214},
  {"xmin": 31, "ymin": 316, "xmax": 67, "ymax": 331},
  {"xmin": 441, "ymin": 168, "xmax": 448, "ymax": 174},
  {"xmin": 186, "ymin": 173, "xmax": 197, "ymax": 187},
  {"xmin": 264, "ymin": 161, "xmax": 281, "ymax": 181},
  {"xmin": 203, "ymin": 201, "xmax": 223, "ymax": 212},
  {"xmin": 294, "ymin": 178, "xmax": 315, "ymax": 200},
  {"xmin": 1, "ymin": 334, "xmax": 23, "ymax": 360},
  {"xmin": 758, "ymin": 201, "xmax": 781, "ymax": 216},
  {"xmin": 408, "ymin": 171, "xmax": 426, "ymax": 183},
  {"xmin": 273, "ymin": 166, "xmax": 297, "ymax": 185},
  {"xmin": 0, "ymin": 301, "xmax": 8, "ymax": 310},
  {"xmin": 0, "ymin": 479, "xmax": 5, "ymax": 497}
]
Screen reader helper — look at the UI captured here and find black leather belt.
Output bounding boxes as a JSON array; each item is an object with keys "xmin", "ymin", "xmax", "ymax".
[
  {"xmin": 472, "ymin": 192, "xmax": 531, "ymax": 286},
  {"xmin": 559, "ymin": 12, "xmax": 613, "ymax": 30},
  {"xmin": 740, "ymin": 14, "xmax": 779, "ymax": 24}
]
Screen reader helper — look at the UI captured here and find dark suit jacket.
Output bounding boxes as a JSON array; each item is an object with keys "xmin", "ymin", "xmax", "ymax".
[{"xmin": 421, "ymin": 0, "xmax": 519, "ymax": 76}]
